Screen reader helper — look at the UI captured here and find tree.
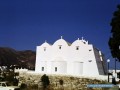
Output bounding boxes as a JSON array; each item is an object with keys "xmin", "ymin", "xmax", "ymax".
[
  {"xmin": 41, "ymin": 74, "xmax": 50, "ymax": 90},
  {"xmin": 109, "ymin": 5, "xmax": 120, "ymax": 61}
]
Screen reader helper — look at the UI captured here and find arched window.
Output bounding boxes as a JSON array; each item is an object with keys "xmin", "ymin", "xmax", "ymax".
[
  {"xmin": 58, "ymin": 45, "xmax": 62, "ymax": 49},
  {"xmin": 44, "ymin": 47, "xmax": 46, "ymax": 51},
  {"xmin": 76, "ymin": 46, "xmax": 79, "ymax": 50},
  {"xmin": 42, "ymin": 67, "xmax": 44, "ymax": 71},
  {"xmin": 55, "ymin": 67, "xmax": 57, "ymax": 72}
]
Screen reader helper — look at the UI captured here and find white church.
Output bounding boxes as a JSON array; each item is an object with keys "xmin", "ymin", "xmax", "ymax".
[{"xmin": 35, "ymin": 37, "xmax": 107, "ymax": 76}]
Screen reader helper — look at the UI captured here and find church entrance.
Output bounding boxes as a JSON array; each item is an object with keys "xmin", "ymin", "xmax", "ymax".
[{"xmin": 74, "ymin": 62, "xmax": 83, "ymax": 75}]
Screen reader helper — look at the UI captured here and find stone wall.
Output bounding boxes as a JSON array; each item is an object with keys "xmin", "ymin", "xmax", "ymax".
[{"xmin": 18, "ymin": 72, "xmax": 109, "ymax": 90}]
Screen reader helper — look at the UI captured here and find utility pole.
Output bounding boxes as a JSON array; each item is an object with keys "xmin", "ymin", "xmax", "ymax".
[{"xmin": 107, "ymin": 59, "xmax": 110, "ymax": 82}]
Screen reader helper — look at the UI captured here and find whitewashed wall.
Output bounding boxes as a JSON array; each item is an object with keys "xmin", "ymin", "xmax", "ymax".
[{"xmin": 35, "ymin": 38, "xmax": 107, "ymax": 76}]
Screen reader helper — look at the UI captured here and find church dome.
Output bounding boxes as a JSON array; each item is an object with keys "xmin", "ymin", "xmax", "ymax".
[
  {"xmin": 53, "ymin": 36, "xmax": 71, "ymax": 46},
  {"xmin": 41, "ymin": 41, "xmax": 51, "ymax": 47},
  {"xmin": 71, "ymin": 38, "xmax": 88, "ymax": 46}
]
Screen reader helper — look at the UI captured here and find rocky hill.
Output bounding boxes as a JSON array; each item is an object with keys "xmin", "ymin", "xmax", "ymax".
[{"xmin": 0, "ymin": 47, "xmax": 36, "ymax": 70}]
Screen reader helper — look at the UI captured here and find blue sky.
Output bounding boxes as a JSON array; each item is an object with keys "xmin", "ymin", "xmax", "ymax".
[{"xmin": 0, "ymin": 0, "xmax": 120, "ymax": 68}]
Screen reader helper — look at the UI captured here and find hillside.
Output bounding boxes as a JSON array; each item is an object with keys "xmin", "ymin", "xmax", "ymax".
[
  {"xmin": 19, "ymin": 73, "xmax": 109, "ymax": 90},
  {"xmin": 0, "ymin": 47, "xmax": 36, "ymax": 70}
]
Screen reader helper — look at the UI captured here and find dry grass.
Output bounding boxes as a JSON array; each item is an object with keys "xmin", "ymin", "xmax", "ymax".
[{"xmin": 19, "ymin": 73, "xmax": 109, "ymax": 90}]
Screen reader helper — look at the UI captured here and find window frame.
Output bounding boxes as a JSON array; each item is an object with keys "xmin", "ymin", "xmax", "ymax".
[
  {"xmin": 76, "ymin": 46, "xmax": 79, "ymax": 50},
  {"xmin": 55, "ymin": 67, "xmax": 57, "ymax": 72},
  {"xmin": 58, "ymin": 45, "xmax": 62, "ymax": 49},
  {"xmin": 42, "ymin": 67, "xmax": 44, "ymax": 71},
  {"xmin": 44, "ymin": 47, "xmax": 46, "ymax": 51}
]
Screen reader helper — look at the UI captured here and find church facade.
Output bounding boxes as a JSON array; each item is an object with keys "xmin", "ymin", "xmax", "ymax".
[{"xmin": 35, "ymin": 37, "xmax": 107, "ymax": 76}]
